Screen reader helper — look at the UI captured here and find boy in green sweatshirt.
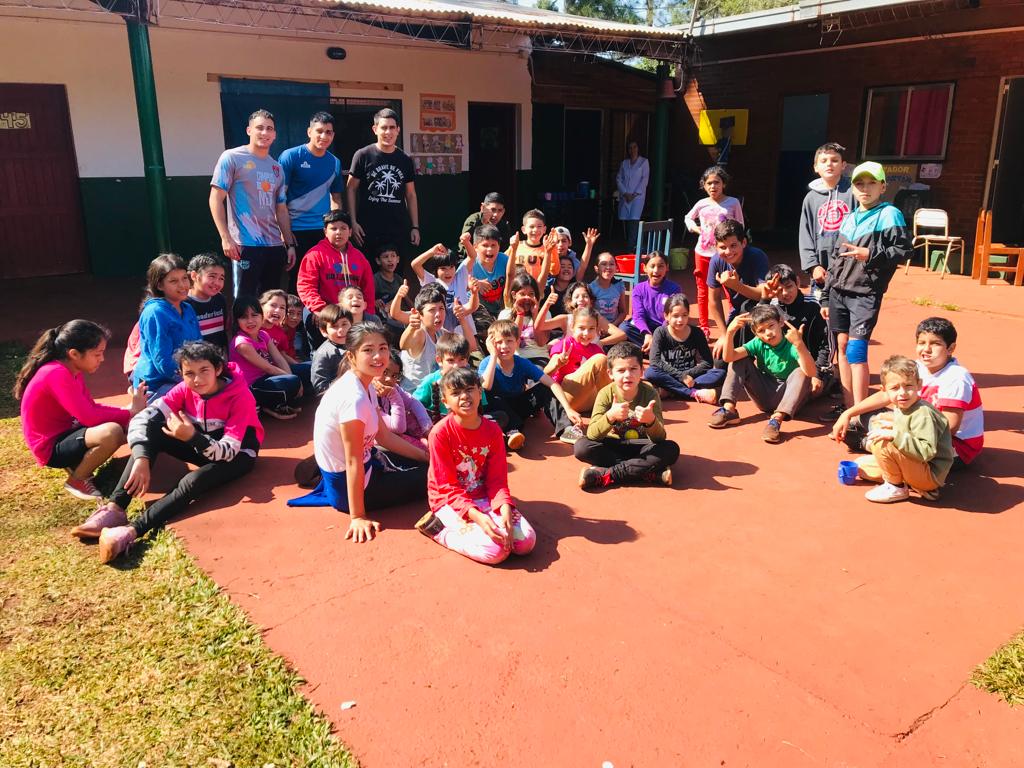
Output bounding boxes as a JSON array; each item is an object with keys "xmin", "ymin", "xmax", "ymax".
[
  {"xmin": 861, "ymin": 354, "xmax": 954, "ymax": 503},
  {"xmin": 574, "ymin": 342, "xmax": 680, "ymax": 490}
]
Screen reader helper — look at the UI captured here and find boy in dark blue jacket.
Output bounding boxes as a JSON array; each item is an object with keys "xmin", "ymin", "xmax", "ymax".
[{"xmin": 821, "ymin": 161, "xmax": 910, "ymax": 414}]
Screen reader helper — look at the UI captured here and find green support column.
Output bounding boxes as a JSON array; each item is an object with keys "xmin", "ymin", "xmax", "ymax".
[
  {"xmin": 651, "ymin": 63, "xmax": 671, "ymax": 220},
  {"xmin": 125, "ymin": 8, "xmax": 171, "ymax": 254}
]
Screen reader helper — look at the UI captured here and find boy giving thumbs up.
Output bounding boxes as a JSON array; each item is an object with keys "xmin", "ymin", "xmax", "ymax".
[{"xmin": 575, "ymin": 342, "xmax": 680, "ymax": 490}]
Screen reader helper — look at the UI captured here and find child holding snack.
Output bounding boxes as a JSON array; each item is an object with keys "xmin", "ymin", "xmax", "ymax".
[{"xmin": 575, "ymin": 342, "xmax": 680, "ymax": 489}]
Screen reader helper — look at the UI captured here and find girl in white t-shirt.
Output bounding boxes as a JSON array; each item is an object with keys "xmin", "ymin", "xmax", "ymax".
[{"xmin": 288, "ymin": 321, "xmax": 429, "ymax": 543}]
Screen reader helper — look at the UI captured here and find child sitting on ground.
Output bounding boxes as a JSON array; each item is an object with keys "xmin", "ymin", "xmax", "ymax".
[
  {"xmin": 310, "ymin": 304, "xmax": 353, "ymax": 396},
  {"xmin": 372, "ymin": 244, "xmax": 407, "ymax": 339},
  {"xmin": 707, "ymin": 219, "xmax": 774, "ymax": 356},
  {"xmin": 709, "ymin": 304, "xmax": 815, "ymax": 443},
  {"xmin": 339, "ymin": 285, "xmax": 378, "ymax": 326},
  {"xmin": 16, "ymin": 320, "xmax": 147, "ymax": 503},
  {"xmin": 575, "ymin": 342, "xmax": 680, "ymax": 489},
  {"xmin": 536, "ymin": 281, "xmax": 626, "ymax": 348},
  {"xmin": 831, "ymin": 316, "xmax": 983, "ymax": 471},
  {"xmin": 230, "ymin": 295, "xmax": 303, "ymax": 419},
  {"xmin": 284, "ymin": 294, "xmax": 311, "ymax": 361},
  {"xmin": 296, "ymin": 210, "xmax": 374, "ymax": 350},
  {"xmin": 509, "ymin": 210, "xmax": 558, "ymax": 282},
  {"xmin": 133, "ymin": 254, "xmax": 202, "ymax": 398},
  {"xmin": 857, "ymin": 354, "xmax": 954, "ymax": 504},
  {"xmin": 467, "ymin": 223, "xmax": 509, "ymax": 338},
  {"xmin": 544, "ymin": 307, "xmax": 611, "ymax": 444},
  {"xmin": 589, "ymin": 251, "xmax": 629, "ymax": 328},
  {"xmin": 414, "ymin": 332, "xmax": 494, "ymax": 422},
  {"xmin": 260, "ymin": 289, "xmax": 312, "ymax": 393},
  {"xmin": 619, "ymin": 251, "xmax": 681, "ymax": 354},
  {"xmin": 546, "ymin": 227, "xmax": 600, "ymax": 319},
  {"xmin": 478, "ymin": 319, "xmax": 580, "ymax": 451},
  {"xmin": 410, "ymin": 238, "xmax": 479, "ymax": 345},
  {"xmin": 89, "ymin": 341, "xmax": 263, "ymax": 563},
  {"xmin": 185, "ymin": 253, "xmax": 228, "ymax": 351},
  {"xmin": 415, "ymin": 367, "xmax": 536, "ymax": 566},
  {"xmin": 398, "ymin": 282, "xmax": 447, "ymax": 392},
  {"xmin": 765, "ymin": 263, "xmax": 832, "ymax": 398},
  {"xmin": 499, "ymin": 270, "xmax": 550, "ymax": 364},
  {"xmin": 643, "ymin": 293, "xmax": 723, "ymax": 404},
  {"xmin": 374, "ymin": 350, "xmax": 432, "ymax": 451}
]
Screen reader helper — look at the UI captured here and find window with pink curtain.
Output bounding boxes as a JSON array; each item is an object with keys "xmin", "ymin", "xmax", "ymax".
[{"xmin": 863, "ymin": 83, "xmax": 953, "ymax": 159}]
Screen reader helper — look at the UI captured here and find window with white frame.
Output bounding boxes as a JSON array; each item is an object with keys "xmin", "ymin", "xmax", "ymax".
[{"xmin": 861, "ymin": 83, "xmax": 955, "ymax": 161}]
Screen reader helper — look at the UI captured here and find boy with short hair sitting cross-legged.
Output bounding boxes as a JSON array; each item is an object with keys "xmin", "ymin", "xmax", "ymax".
[{"xmin": 708, "ymin": 303, "xmax": 815, "ymax": 444}]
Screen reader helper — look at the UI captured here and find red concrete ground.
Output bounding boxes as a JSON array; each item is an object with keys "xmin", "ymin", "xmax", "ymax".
[{"xmin": 6, "ymin": 267, "xmax": 1023, "ymax": 766}]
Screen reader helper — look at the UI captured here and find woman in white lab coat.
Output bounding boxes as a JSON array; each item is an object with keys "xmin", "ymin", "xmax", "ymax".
[{"xmin": 616, "ymin": 141, "xmax": 649, "ymax": 252}]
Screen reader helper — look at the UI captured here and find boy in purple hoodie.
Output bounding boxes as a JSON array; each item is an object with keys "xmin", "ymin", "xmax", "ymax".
[
  {"xmin": 74, "ymin": 341, "xmax": 264, "ymax": 563},
  {"xmin": 619, "ymin": 251, "xmax": 681, "ymax": 355}
]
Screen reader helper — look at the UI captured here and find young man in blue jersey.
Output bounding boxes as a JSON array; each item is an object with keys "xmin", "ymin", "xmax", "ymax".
[
  {"xmin": 279, "ymin": 111, "xmax": 345, "ymax": 292},
  {"xmin": 821, "ymin": 161, "xmax": 910, "ymax": 414}
]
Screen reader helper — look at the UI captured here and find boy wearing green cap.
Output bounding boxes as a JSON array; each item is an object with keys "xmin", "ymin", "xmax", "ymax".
[{"xmin": 821, "ymin": 161, "xmax": 910, "ymax": 415}]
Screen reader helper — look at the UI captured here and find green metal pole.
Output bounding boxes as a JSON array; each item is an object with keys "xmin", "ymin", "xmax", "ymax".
[
  {"xmin": 125, "ymin": 9, "xmax": 171, "ymax": 253},
  {"xmin": 651, "ymin": 63, "xmax": 671, "ymax": 220}
]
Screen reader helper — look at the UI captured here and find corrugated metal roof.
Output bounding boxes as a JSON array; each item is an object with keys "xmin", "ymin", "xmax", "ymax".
[
  {"xmin": 682, "ymin": 0, "xmax": 933, "ymax": 35},
  {"xmin": 319, "ymin": 0, "xmax": 686, "ymax": 37}
]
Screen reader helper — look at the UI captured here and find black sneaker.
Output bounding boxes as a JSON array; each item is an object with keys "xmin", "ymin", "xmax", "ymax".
[
  {"xmin": 642, "ymin": 467, "xmax": 673, "ymax": 486},
  {"xmin": 818, "ymin": 404, "xmax": 845, "ymax": 423},
  {"xmin": 579, "ymin": 466, "xmax": 610, "ymax": 490},
  {"xmin": 415, "ymin": 511, "xmax": 445, "ymax": 537}
]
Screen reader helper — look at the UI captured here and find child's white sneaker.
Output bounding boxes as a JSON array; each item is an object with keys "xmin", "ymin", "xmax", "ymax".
[{"xmin": 865, "ymin": 481, "xmax": 910, "ymax": 504}]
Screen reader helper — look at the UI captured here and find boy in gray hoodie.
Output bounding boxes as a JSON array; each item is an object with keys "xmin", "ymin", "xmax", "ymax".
[{"xmin": 799, "ymin": 142, "xmax": 855, "ymax": 296}]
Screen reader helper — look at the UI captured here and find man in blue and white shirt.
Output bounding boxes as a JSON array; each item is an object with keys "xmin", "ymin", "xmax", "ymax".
[{"xmin": 279, "ymin": 111, "xmax": 346, "ymax": 292}]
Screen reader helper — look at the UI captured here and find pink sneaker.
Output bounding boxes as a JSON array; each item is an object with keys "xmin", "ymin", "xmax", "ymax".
[
  {"xmin": 71, "ymin": 503, "xmax": 128, "ymax": 540},
  {"xmin": 693, "ymin": 389, "xmax": 718, "ymax": 405},
  {"xmin": 98, "ymin": 526, "xmax": 138, "ymax": 564},
  {"xmin": 64, "ymin": 475, "xmax": 103, "ymax": 501}
]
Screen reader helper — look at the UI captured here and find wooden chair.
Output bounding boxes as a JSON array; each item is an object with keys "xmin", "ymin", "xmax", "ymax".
[
  {"xmin": 906, "ymin": 208, "xmax": 963, "ymax": 279},
  {"xmin": 615, "ymin": 218, "xmax": 673, "ymax": 292},
  {"xmin": 973, "ymin": 209, "xmax": 1024, "ymax": 286}
]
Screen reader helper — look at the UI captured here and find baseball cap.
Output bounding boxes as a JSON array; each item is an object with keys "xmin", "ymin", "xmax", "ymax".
[
  {"xmin": 553, "ymin": 226, "xmax": 572, "ymax": 244},
  {"xmin": 850, "ymin": 161, "xmax": 885, "ymax": 182}
]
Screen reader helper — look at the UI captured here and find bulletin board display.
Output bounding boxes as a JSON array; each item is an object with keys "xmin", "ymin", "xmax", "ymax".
[{"xmin": 419, "ymin": 93, "xmax": 457, "ymax": 132}]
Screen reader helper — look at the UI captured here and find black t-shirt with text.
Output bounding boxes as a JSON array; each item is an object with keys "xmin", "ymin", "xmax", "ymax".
[{"xmin": 350, "ymin": 144, "xmax": 415, "ymax": 243}]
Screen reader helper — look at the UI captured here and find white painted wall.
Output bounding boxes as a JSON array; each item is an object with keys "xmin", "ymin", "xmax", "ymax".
[
  {"xmin": 0, "ymin": 15, "xmax": 144, "ymax": 177},
  {"xmin": 0, "ymin": 12, "xmax": 533, "ymax": 177}
]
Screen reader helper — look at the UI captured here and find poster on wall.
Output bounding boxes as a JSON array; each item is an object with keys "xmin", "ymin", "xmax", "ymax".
[
  {"xmin": 420, "ymin": 93, "xmax": 456, "ymax": 132},
  {"xmin": 880, "ymin": 163, "xmax": 919, "ymax": 202},
  {"xmin": 413, "ymin": 155, "xmax": 463, "ymax": 175},
  {"xmin": 698, "ymin": 109, "xmax": 749, "ymax": 146},
  {"xmin": 410, "ymin": 133, "xmax": 464, "ymax": 154}
]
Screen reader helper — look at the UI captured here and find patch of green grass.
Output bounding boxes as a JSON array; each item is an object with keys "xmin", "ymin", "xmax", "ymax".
[
  {"xmin": 973, "ymin": 631, "xmax": 1024, "ymax": 706},
  {"xmin": 910, "ymin": 296, "xmax": 959, "ymax": 312},
  {"xmin": 0, "ymin": 348, "xmax": 355, "ymax": 767}
]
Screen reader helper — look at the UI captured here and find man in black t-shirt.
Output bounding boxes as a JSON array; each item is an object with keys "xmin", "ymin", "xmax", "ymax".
[{"xmin": 346, "ymin": 108, "xmax": 420, "ymax": 268}]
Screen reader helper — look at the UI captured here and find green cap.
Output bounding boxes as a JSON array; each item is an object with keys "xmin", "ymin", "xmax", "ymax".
[{"xmin": 851, "ymin": 161, "xmax": 885, "ymax": 182}]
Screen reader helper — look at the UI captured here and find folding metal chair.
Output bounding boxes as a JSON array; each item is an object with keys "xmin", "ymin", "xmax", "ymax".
[{"xmin": 906, "ymin": 208, "xmax": 963, "ymax": 279}]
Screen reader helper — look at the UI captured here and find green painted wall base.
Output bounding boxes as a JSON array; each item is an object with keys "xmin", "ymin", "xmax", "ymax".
[{"xmin": 80, "ymin": 173, "xmax": 494, "ymax": 276}]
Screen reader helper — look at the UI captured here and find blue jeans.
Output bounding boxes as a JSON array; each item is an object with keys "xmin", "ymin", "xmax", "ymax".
[
  {"xmin": 644, "ymin": 366, "xmax": 725, "ymax": 399},
  {"xmin": 290, "ymin": 361, "xmax": 312, "ymax": 396},
  {"xmin": 620, "ymin": 320, "xmax": 647, "ymax": 347},
  {"xmin": 250, "ymin": 373, "xmax": 301, "ymax": 409}
]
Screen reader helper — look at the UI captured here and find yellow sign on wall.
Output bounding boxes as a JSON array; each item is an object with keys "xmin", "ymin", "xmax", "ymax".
[{"xmin": 698, "ymin": 109, "xmax": 748, "ymax": 146}]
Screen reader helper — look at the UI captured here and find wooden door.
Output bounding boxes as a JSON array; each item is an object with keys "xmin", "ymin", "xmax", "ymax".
[
  {"xmin": 468, "ymin": 103, "xmax": 516, "ymax": 208},
  {"xmin": 0, "ymin": 83, "xmax": 88, "ymax": 277}
]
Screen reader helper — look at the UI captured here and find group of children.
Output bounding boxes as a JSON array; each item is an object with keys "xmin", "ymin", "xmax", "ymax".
[{"xmin": 16, "ymin": 153, "xmax": 986, "ymax": 568}]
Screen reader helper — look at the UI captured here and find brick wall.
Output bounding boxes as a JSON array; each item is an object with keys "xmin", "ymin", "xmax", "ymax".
[{"xmin": 679, "ymin": 25, "xmax": 1024, "ymax": 252}]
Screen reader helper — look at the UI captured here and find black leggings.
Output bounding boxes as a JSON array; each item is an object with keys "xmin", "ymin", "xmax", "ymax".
[
  {"xmin": 488, "ymin": 386, "xmax": 552, "ymax": 433},
  {"xmin": 573, "ymin": 437, "xmax": 680, "ymax": 483},
  {"xmin": 111, "ymin": 427, "xmax": 257, "ymax": 535}
]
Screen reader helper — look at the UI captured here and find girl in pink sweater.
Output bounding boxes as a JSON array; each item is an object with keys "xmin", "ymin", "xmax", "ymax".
[{"xmin": 16, "ymin": 320, "xmax": 147, "ymax": 505}]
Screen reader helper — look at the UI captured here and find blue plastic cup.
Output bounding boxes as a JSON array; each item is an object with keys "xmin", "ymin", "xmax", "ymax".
[{"xmin": 837, "ymin": 460, "xmax": 859, "ymax": 486}]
